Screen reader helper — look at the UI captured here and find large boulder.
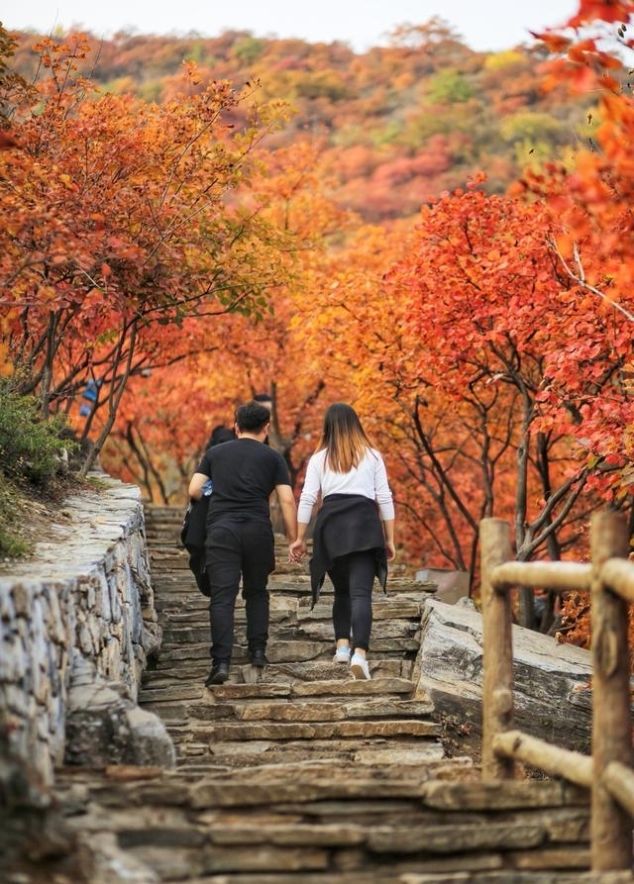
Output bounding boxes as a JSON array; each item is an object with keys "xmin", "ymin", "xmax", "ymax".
[
  {"xmin": 414, "ymin": 599, "xmax": 593, "ymax": 755},
  {"xmin": 65, "ymin": 659, "xmax": 175, "ymax": 769}
]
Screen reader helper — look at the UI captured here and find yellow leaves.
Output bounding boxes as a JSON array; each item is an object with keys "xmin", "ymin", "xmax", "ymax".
[
  {"xmin": 484, "ymin": 50, "xmax": 525, "ymax": 71},
  {"xmin": 38, "ymin": 285, "xmax": 58, "ymax": 302},
  {"xmin": 182, "ymin": 60, "xmax": 202, "ymax": 86}
]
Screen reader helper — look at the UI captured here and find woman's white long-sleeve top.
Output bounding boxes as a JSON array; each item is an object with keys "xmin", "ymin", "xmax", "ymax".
[{"xmin": 297, "ymin": 448, "xmax": 395, "ymax": 524}]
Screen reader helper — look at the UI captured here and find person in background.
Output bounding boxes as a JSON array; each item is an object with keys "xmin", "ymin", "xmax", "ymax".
[
  {"xmin": 182, "ymin": 423, "xmax": 236, "ymax": 596},
  {"xmin": 189, "ymin": 401, "xmax": 297, "ymax": 686},
  {"xmin": 204, "ymin": 424, "xmax": 236, "ymax": 449},
  {"xmin": 253, "ymin": 392, "xmax": 273, "ymax": 413},
  {"xmin": 289, "ymin": 403, "xmax": 395, "ymax": 681}
]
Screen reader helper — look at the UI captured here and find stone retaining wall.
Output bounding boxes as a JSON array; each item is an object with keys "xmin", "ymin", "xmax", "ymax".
[{"xmin": 0, "ymin": 474, "xmax": 173, "ymax": 806}]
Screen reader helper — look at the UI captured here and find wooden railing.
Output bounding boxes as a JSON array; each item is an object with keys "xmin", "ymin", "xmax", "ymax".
[{"xmin": 480, "ymin": 511, "xmax": 633, "ymax": 872}]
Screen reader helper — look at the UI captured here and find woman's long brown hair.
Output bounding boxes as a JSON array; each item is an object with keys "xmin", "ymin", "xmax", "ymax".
[{"xmin": 318, "ymin": 403, "xmax": 373, "ymax": 473}]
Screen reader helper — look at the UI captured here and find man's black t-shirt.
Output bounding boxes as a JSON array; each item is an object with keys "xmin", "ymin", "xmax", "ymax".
[{"xmin": 196, "ymin": 438, "xmax": 291, "ymax": 524}]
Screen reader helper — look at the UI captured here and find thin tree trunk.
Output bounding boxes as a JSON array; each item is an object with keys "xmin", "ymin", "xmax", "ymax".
[
  {"xmin": 515, "ymin": 390, "xmax": 534, "ymax": 628},
  {"xmin": 536, "ymin": 432, "xmax": 562, "ymax": 633},
  {"xmin": 80, "ymin": 321, "xmax": 138, "ymax": 477}
]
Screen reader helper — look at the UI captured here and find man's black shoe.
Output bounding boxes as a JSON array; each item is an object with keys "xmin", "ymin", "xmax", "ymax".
[
  {"xmin": 250, "ymin": 649, "xmax": 269, "ymax": 668},
  {"xmin": 205, "ymin": 661, "xmax": 230, "ymax": 686}
]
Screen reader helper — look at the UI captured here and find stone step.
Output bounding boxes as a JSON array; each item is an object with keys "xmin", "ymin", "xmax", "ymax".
[
  {"xmin": 149, "ymin": 659, "xmax": 414, "ymax": 682},
  {"xmin": 160, "ymin": 619, "xmax": 420, "ymax": 646},
  {"xmin": 151, "ymin": 582, "xmax": 429, "ymax": 602},
  {"xmin": 159, "ymin": 596, "xmax": 424, "ymax": 622},
  {"xmin": 156, "ymin": 876, "xmax": 634, "ymax": 884},
  {"xmin": 176, "ymin": 745, "xmax": 457, "ymax": 771},
  {"xmin": 113, "ymin": 814, "xmax": 586, "ymax": 855},
  {"xmin": 140, "ymin": 676, "xmax": 416, "ymax": 703},
  {"xmin": 167, "ymin": 717, "xmax": 441, "ymax": 743},
  {"xmin": 175, "ymin": 738, "xmax": 455, "ymax": 768},
  {"xmin": 143, "ymin": 697, "xmax": 434, "ymax": 723},
  {"xmin": 152, "ymin": 640, "xmax": 418, "ymax": 667}
]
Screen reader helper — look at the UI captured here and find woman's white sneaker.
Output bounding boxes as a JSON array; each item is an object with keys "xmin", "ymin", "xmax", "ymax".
[
  {"xmin": 350, "ymin": 653, "xmax": 371, "ymax": 680},
  {"xmin": 333, "ymin": 645, "xmax": 351, "ymax": 664}
]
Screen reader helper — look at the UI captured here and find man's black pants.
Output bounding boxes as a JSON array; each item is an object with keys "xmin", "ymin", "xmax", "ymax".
[{"xmin": 205, "ymin": 518, "xmax": 275, "ymax": 664}]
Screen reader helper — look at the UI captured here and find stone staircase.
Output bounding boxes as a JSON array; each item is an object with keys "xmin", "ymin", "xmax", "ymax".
[{"xmin": 39, "ymin": 506, "xmax": 631, "ymax": 883}]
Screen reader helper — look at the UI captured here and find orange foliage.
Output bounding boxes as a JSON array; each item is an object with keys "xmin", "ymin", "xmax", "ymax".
[
  {"xmin": 9, "ymin": 21, "xmax": 592, "ymax": 222},
  {"xmin": 1, "ymin": 3, "xmax": 633, "ymax": 644}
]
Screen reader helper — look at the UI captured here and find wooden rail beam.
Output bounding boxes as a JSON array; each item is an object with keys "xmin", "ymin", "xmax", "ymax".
[
  {"xmin": 493, "ymin": 729, "xmax": 592, "ymax": 789},
  {"xmin": 603, "ymin": 762, "xmax": 634, "ymax": 818},
  {"xmin": 480, "ymin": 517, "xmax": 515, "ymax": 781},
  {"xmin": 491, "ymin": 560, "xmax": 592, "ymax": 593},
  {"xmin": 590, "ymin": 511, "xmax": 632, "ymax": 871},
  {"xmin": 600, "ymin": 557, "xmax": 634, "ymax": 604}
]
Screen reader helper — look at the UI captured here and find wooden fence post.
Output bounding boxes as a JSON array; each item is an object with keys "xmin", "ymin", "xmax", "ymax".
[
  {"xmin": 590, "ymin": 510, "xmax": 632, "ymax": 871},
  {"xmin": 480, "ymin": 517, "xmax": 515, "ymax": 780}
]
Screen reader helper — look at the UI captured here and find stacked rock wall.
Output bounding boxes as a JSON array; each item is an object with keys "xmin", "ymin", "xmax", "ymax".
[{"xmin": 0, "ymin": 474, "xmax": 171, "ymax": 805}]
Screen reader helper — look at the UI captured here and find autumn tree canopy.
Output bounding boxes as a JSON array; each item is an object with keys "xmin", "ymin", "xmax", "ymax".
[{"xmin": 1, "ymin": 1, "xmax": 633, "ymax": 639}]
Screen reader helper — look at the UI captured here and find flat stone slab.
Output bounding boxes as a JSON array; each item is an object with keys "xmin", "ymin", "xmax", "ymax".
[
  {"xmin": 290, "ymin": 677, "xmax": 414, "ymax": 697},
  {"xmin": 421, "ymin": 781, "xmax": 588, "ymax": 811},
  {"xmin": 207, "ymin": 823, "xmax": 366, "ymax": 847},
  {"xmin": 416, "ymin": 599, "xmax": 594, "ymax": 753},
  {"xmin": 161, "ymin": 698, "xmax": 435, "ymax": 724},
  {"xmin": 199, "ymin": 737, "xmax": 449, "ymax": 767},
  {"xmin": 368, "ymin": 821, "xmax": 546, "ymax": 853},
  {"xmin": 189, "ymin": 778, "xmax": 430, "ymax": 808},
  {"xmin": 401, "ymin": 875, "xmax": 634, "ymax": 884},
  {"xmin": 191, "ymin": 718, "xmax": 441, "ymax": 742}
]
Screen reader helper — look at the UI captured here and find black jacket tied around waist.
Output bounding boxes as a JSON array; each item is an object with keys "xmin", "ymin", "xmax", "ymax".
[{"xmin": 309, "ymin": 493, "xmax": 388, "ymax": 608}]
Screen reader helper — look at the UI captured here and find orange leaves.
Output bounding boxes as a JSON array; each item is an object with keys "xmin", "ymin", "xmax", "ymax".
[
  {"xmin": 0, "ymin": 24, "xmax": 317, "ymax": 476},
  {"xmin": 566, "ymin": 0, "xmax": 634, "ymax": 26},
  {"xmin": 0, "ymin": 130, "xmax": 18, "ymax": 150},
  {"xmin": 531, "ymin": 31, "xmax": 572, "ymax": 53}
]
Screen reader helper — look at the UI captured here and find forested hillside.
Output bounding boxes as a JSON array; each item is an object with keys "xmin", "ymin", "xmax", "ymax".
[
  {"xmin": 2, "ymin": 5, "xmax": 632, "ymax": 643},
  {"xmin": 11, "ymin": 21, "xmax": 592, "ymax": 219}
]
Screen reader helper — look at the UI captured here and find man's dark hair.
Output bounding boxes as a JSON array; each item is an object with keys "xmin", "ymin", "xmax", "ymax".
[
  {"xmin": 253, "ymin": 393, "xmax": 272, "ymax": 404},
  {"xmin": 235, "ymin": 401, "xmax": 271, "ymax": 434}
]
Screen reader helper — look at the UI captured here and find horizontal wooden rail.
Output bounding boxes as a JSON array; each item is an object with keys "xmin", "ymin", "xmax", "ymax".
[
  {"xmin": 600, "ymin": 558, "xmax": 634, "ymax": 603},
  {"xmin": 493, "ymin": 730, "xmax": 593, "ymax": 789},
  {"xmin": 602, "ymin": 762, "xmax": 634, "ymax": 817},
  {"xmin": 490, "ymin": 560, "xmax": 592, "ymax": 592}
]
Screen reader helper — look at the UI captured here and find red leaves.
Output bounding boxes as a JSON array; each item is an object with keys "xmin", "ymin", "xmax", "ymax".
[
  {"xmin": 531, "ymin": 31, "xmax": 573, "ymax": 53},
  {"xmin": 0, "ymin": 130, "xmax": 19, "ymax": 150},
  {"xmin": 566, "ymin": 0, "xmax": 634, "ymax": 26}
]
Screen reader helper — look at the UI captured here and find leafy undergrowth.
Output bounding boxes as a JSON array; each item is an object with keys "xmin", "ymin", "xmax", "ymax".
[
  {"xmin": 0, "ymin": 381, "xmax": 78, "ymax": 559},
  {"xmin": 0, "ymin": 473, "xmax": 83, "ymax": 562},
  {"xmin": 0, "ymin": 476, "xmax": 31, "ymax": 558}
]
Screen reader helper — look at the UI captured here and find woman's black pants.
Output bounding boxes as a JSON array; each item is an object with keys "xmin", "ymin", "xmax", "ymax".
[{"xmin": 328, "ymin": 550, "xmax": 375, "ymax": 651}]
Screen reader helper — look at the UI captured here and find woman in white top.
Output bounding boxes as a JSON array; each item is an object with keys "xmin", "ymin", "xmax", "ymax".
[{"xmin": 290, "ymin": 404, "xmax": 395, "ymax": 680}]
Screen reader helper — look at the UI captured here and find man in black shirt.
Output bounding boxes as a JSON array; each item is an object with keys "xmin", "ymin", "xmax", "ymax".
[{"xmin": 189, "ymin": 401, "xmax": 297, "ymax": 686}]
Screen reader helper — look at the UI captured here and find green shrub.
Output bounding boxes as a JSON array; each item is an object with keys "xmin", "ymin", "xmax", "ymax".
[
  {"xmin": 234, "ymin": 36, "xmax": 265, "ymax": 64},
  {"xmin": 0, "ymin": 474, "xmax": 30, "ymax": 558},
  {"xmin": 428, "ymin": 70, "xmax": 473, "ymax": 104},
  {"xmin": 0, "ymin": 382, "xmax": 73, "ymax": 485},
  {"xmin": 500, "ymin": 111, "xmax": 563, "ymax": 145}
]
